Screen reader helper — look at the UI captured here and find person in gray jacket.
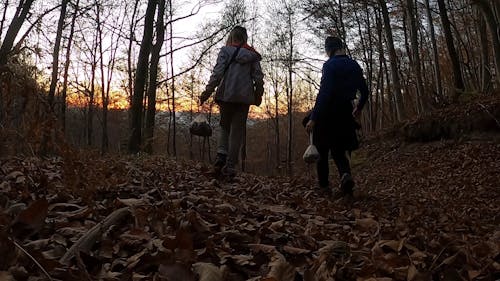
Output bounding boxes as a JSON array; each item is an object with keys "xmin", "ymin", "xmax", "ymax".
[{"xmin": 200, "ymin": 26, "xmax": 264, "ymax": 177}]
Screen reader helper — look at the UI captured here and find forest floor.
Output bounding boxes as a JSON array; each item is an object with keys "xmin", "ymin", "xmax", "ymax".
[{"xmin": 1, "ymin": 100, "xmax": 499, "ymax": 280}]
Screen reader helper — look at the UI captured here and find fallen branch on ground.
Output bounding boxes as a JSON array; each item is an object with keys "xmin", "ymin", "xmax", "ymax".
[
  {"xmin": 12, "ymin": 238, "xmax": 53, "ymax": 281},
  {"xmin": 59, "ymin": 207, "xmax": 132, "ymax": 265}
]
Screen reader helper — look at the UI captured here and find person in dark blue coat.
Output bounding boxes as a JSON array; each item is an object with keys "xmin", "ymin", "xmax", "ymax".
[{"xmin": 305, "ymin": 36, "xmax": 369, "ymax": 196}]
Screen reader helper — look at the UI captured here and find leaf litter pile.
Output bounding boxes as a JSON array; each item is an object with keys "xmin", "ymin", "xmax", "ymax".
[{"xmin": 0, "ymin": 135, "xmax": 499, "ymax": 280}]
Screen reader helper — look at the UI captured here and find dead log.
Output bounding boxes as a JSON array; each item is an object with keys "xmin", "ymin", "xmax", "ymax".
[{"xmin": 59, "ymin": 207, "xmax": 131, "ymax": 265}]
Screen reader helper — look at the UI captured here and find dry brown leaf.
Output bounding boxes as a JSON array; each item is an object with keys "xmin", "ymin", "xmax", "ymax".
[
  {"xmin": 117, "ymin": 198, "xmax": 148, "ymax": 207},
  {"xmin": 266, "ymin": 252, "xmax": 296, "ymax": 281},
  {"xmin": 355, "ymin": 218, "xmax": 380, "ymax": 235},
  {"xmin": 269, "ymin": 219, "xmax": 285, "ymax": 231},
  {"xmin": 0, "ymin": 271, "xmax": 15, "ymax": 281},
  {"xmin": 407, "ymin": 264, "xmax": 418, "ymax": 281},
  {"xmin": 282, "ymin": 245, "xmax": 311, "ymax": 255},
  {"xmin": 222, "ymin": 254, "xmax": 256, "ymax": 266},
  {"xmin": 467, "ymin": 270, "xmax": 481, "ymax": 280},
  {"xmin": 158, "ymin": 263, "xmax": 195, "ymax": 281},
  {"xmin": 249, "ymin": 243, "xmax": 277, "ymax": 254},
  {"xmin": 120, "ymin": 228, "xmax": 151, "ymax": 246},
  {"xmin": 378, "ymin": 240, "xmax": 400, "ymax": 253},
  {"xmin": 5, "ymin": 171, "xmax": 23, "ymax": 181},
  {"xmin": 132, "ymin": 272, "xmax": 149, "ymax": 281},
  {"xmin": 0, "ymin": 232, "xmax": 18, "ymax": 270},
  {"xmin": 11, "ymin": 198, "xmax": 49, "ymax": 239},
  {"xmin": 192, "ymin": 262, "xmax": 223, "ymax": 281},
  {"xmin": 436, "ymin": 251, "xmax": 460, "ymax": 269}
]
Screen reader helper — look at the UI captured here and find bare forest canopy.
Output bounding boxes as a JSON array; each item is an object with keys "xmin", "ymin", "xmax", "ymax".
[{"xmin": 0, "ymin": 0, "xmax": 499, "ymax": 161}]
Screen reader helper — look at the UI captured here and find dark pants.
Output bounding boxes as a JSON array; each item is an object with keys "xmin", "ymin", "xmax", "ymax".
[
  {"xmin": 217, "ymin": 102, "xmax": 249, "ymax": 169},
  {"xmin": 316, "ymin": 143, "xmax": 351, "ymax": 188},
  {"xmin": 313, "ymin": 103, "xmax": 358, "ymax": 188}
]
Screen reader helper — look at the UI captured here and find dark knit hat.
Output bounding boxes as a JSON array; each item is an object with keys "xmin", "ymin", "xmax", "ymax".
[{"xmin": 325, "ymin": 36, "xmax": 344, "ymax": 53}]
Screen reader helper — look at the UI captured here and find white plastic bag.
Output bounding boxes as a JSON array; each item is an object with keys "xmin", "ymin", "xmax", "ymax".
[
  {"xmin": 189, "ymin": 114, "xmax": 212, "ymax": 137},
  {"xmin": 303, "ymin": 133, "xmax": 320, "ymax": 164}
]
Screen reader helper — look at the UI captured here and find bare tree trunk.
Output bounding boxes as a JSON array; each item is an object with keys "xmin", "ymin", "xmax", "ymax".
[
  {"xmin": 286, "ymin": 10, "xmax": 294, "ymax": 177},
  {"xmin": 437, "ymin": 0, "xmax": 465, "ymax": 95},
  {"xmin": 96, "ymin": 2, "xmax": 108, "ymax": 153},
  {"xmin": 477, "ymin": 8, "xmax": 492, "ymax": 93},
  {"xmin": 168, "ymin": 0, "xmax": 177, "ymax": 157},
  {"xmin": 354, "ymin": 3, "xmax": 373, "ymax": 130},
  {"xmin": 144, "ymin": 0, "xmax": 165, "ymax": 154},
  {"xmin": 286, "ymin": 78, "xmax": 292, "ymax": 176},
  {"xmin": 275, "ymin": 86, "xmax": 280, "ymax": 169},
  {"xmin": 473, "ymin": 0, "xmax": 500, "ymax": 86},
  {"xmin": 128, "ymin": 0, "xmax": 157, "ymax": 154},
  {"xmin": 127, "ymin": 1, "xmax": 140, "ymax": 104},
  {"xmin": 375, "ymin": 10, "xmax": 385, "ymax": 129},
  {"xmin": 87, "ymin": 33, "xmax": 98, "ymax": 147},
  {"xmin": 406, "ymin": 0, "xmax": 425, "ymax": 114},
  {"xmin": 0, "ymin": 0, "xmax": 35, "ymax": 65},
  {"xmin": 378, "ymin": 0, "xmax": 406, "ymax": 120},
  {"xmin": 424, "ymin": 0, "xmax": 444, "ymax": 101},
  {"xmin": 60, "ymin": 0, "xmax": 79, "ymax": 133},
  {"xmin": 0, "ymin": 0, "xmax": 10, "ymax": 42},
  {"xmin": 97, "ymin": 2, "xmax": 121, "ymax": 154},
  {"xmin": 48, "ymin": 0, "xmax": 69, "ymax": 109}
]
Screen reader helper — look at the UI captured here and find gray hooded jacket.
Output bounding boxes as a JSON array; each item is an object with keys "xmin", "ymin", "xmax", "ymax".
[{"xmin": 205, "ymin": 45, "xmax": 264, "ymax": 105}]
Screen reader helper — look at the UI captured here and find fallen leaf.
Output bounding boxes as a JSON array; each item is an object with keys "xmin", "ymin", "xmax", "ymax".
[
  {"xmin": 0, "ymin": 271, "xmax": 15, "ymax": 281},
  {"xmin": 192, "ymin": 262, "xmax": 223, "ymax": 281},
  {"xmin": 266, "ymin": 252, "xmax": 296, "ymax": 281},
  {"xmin": 158, "ymin": 263, "xmax": 195, "ymax": 281},
  {"xmin": 282, "ymin": 245, "xmax": 311, "ymax": 255},
  {"xmin": 407, "ymin": 264, "xmax": 418, "ymax": 281},
  {"xmin": 11, "ymin": 198, "xmax": 49, "ymax": 239}
]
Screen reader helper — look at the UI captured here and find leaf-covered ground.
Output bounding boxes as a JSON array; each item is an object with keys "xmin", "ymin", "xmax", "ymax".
[{"xmin": 1, "ymin": 132, "xmax": 499, "ymax": 280}]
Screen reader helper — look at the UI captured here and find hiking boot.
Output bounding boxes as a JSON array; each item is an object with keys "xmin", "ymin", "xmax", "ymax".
[
  {"xmin": 214, "ymin": 153, "xmax": 227, "ymax": 172},
  {"xmin": 340, "ymin": 173, "xmax": 354, "ymax": 196},
  {"xmin": 221, "ymin": 165, "xmax": 237, "ymax": 178}
]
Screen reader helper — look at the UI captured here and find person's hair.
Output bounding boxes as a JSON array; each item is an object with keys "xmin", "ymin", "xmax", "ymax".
[
  {"xmin": 226, "ymin": 26, "xmax": 248, "ymax": 45},
  {"xmin": 325, "ymin": 36, "xmax": 344, "ymax": 54}
]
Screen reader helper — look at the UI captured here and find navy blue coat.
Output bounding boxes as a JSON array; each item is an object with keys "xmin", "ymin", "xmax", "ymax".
[{"xmin": 309, "ymin": 55, "xmax": 369, "ymax": 151}]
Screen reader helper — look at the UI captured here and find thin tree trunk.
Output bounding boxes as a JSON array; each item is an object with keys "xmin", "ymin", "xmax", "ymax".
[
  {"xmin": 286, "ymin": 11, "xmax": 294, "ymax": 176},
  {"xmin": 0, "ymin": 0, "xmax": 9, "ymax": 40},
  {"xmin": 96, "ymin": 2, "xmax": 108, "ymax": 154},
  {"xmin": 383, "ymin": 54, "xmax": 395, "ymax": 123},
  {"xmin": 424, "ymin": 0, "xmax": 444, "ymax": 101},
  {"xmin": 437, "ymin": 0, "xmax": 465, "ymax": 95},
  {"xmin": 127, "ymin": 1, "xmax": 140, "ymax": 106},
  {"xmin": 168, "ymin": 0, "xmax": 176, "ymax": 157},
  {"xmin": 87, "ymin": 33, "xmax": 98, "ymax": 147},
  {"xmin": 474, "ymin": 0, "xmax": 500, "ymax": 86},
  {"xmin": 144, "ymin": 0, "xmax": 165, "ymax": 154},
  {"xmin": 60, "ymin": 0, "xmax": 79, "ymax": 133},
  {"xmin": 0, "ymin": 0, "xmax": 35, "ymax": 65},
  {"xmin": 378, "ymin": 0, "xmax": 406, "ymax": 120},
  {"xmin": 97, "ymin": 1, "xmax": 121, "ymax": 154},
  {"xmin": 274, "ymin": 75, "xmax": 280, "ymax": 170},
  {"xmin": 406, "ymin": 0, "xmax": 425, "ymax": 114},
  {"xmin": 128, "ymin": 0, "xmax": 156, "ymax": 154},
  {"xmin": 48, "ymin": 0, "xmax": 69, "ymax": 109},
  {"xmin": 477, "ymin": 8, "xmax": 491, "ymax": 93},
  {"xmin": 376, "ymin": 10, "xmax": 385, "ymax": 129}
]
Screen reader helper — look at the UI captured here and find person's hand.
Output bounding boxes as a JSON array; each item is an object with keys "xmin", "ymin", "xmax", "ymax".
[
  {"xmin": 352, "ymin": 106, "xmax": 360, "ymax": 118},
  {"xmin": 306, "ymin": 120, "xmax": 315, "ymax": 134},
  {"xmin": 199, "ymin": 90, "xmax": 211, "ymax": 105}
]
